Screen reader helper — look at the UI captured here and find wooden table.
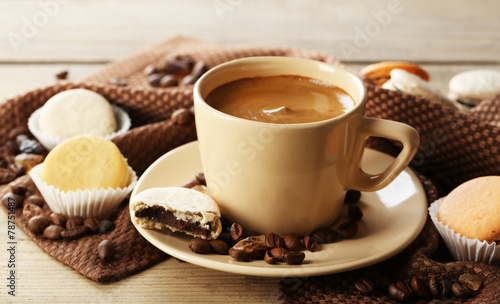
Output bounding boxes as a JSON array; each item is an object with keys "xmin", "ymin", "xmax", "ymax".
[{"xmin": 1, "ymin": 1, "xmax": 499, "ymax": 303}]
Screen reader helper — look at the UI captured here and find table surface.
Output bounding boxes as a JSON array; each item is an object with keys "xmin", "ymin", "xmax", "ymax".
[{"xmin": 1, "ymin": 1, "xmax": 499, "ymax": 303}]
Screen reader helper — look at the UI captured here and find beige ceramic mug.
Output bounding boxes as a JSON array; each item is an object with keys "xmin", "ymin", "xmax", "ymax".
[{"xmin": 194, "ymin": 57, "xmax": 419, "ymax": 236}]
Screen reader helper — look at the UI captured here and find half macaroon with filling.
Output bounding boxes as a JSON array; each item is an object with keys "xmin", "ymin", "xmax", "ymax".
[{"xmin": 130, "ymin": 187, "xmax": 222, "ymax": 240}]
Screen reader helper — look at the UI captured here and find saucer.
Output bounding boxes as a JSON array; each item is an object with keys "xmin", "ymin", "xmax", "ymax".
[{"xmin": 130, "ymin": 141, "xmax": 427, "ymax": 277}]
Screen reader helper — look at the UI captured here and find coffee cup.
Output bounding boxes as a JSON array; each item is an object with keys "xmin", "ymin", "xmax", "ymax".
[{"xmin": 194, "ymin": 56, "xmax": 419, "ymax": 236}]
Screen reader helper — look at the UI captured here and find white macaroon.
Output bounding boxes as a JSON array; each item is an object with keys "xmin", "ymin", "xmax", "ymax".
[
  {"xmin": 130, "ymin": 187, "xmax": 222, "ymax": 240},
  {"xmin": 448, "ymin": 69, "xmax": 500, "ymax": 107}
]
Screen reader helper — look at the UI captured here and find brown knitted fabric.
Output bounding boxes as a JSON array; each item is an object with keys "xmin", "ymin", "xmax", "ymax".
[{"xmin": 1, "ymin": 37, "xmax": 499, "ymax": 300}]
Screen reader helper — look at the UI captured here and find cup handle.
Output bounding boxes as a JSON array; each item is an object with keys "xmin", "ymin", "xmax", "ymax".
[{"xmin": 344, "ymin": 117, "xmax": 420, "ymax": 191}]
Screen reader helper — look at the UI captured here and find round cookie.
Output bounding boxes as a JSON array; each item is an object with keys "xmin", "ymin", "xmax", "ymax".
[
  {"xmin": 41, "ymin": 135, "xmax": 129, "ymax": 192},
  {"xmin": 438, "ymin": 176, "xmax": 500, "ymax": 243},
  {"xmin": 39, "ymin": 88, "xmax": 117, "ymax": 138},
  {"xmin": 360, "ymin": 61, "xmax": 430, "ymax": 86},
  {"xmin": 448, "ymin": 69, "xmax": 500, "ymax": 107}
]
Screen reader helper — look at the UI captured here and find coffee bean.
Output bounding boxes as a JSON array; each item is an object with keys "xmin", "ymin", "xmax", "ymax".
[
  {"xmin": 246, "ymin": 245, "xmax": 269, "ymax": 259},
  {"xmin": 160, "ymin": 60, "xmax": 190, "ymax": 76},
  {"xmin": 84, "ymin": 218, "xmax": 101, "ymax": 233},
  {"xmin": 337, "ymin": 221, "xmax": 358, "ymax": 239},
  {"xmin": 269, "ymin": 247, "xmax": 288, "ymax": 262},
  {"xmin": 9, "ymin": 163, "xmax": 24, "ymax": 176},
  {"xmin": 354, "ymin": 277, "xmax": 374, "ymax": 295},
  {"xmin": 228, "ymin": 248, "xmax": 251, "ymax": 262},
  {"xmin": 55, "ymin": 70, "xmax": 68, "ymax": 80},
  {"xmin": 190, "ymin": 61, "xmax": 208, "ymax": 78},
  {"xmin": 61, "ymin": 225, "xmax": 89, "ymax": 240},
  {"xmin": 209, "ymin": 240, "xmax": 229, "ymax": 255},
  {"xmin": 43, "ymin": 225, "xmax": 65, "ymax": 240},
  {"xmin": 171, "ymin": 108, "xmax": 193, "ymax": 125},
  {"xmin": 428, "ymin": 276, "xmax": 445, "ymax": 299},
  {"xmin": 348, "ymin": 204, "xmax": 363, "ymax": 221},
  {"xmin": 110, "ymin": 77, "xmax": 127, "ymax": 86},
  {"xmin": 49, "ymin": 213, "xmax": 67, "ymax": 227},
  {"xmin": 265, "ymin": 233, "xmax": 285, "ymax": 248},
  {"xmin": 264, "ymin": 250, "xmax": 278, "ymax": 264},
  {"xmin": 175, "ymin": 55, "xmax": 195, "ymax": 70},
  {"xmin": 344, "ymin": 189, "xmax": 361, "ymax": 204},
  {"xmin": 143, "ymin": 64, "xmax": 157, "ymax": 76},
  {"xmin": 375, "ymin": 276, "xmax": 392, "ymax": 292},
  {"xmin": 183, "ymin": 178, "xmax": 200, "ymax": 188},
  {"xmin": 410, "ymin": 276, "xmax": 432, "ymax": 300},
  {"xmin": 181, "ymin": 74, "xmax": 199, "ymax": 86},
  {"xmin": 0, "ymin": 168, "xmax": 16, "ymax": 184},
  {"xmin": 24, "ymin": 194, "xmax": 44, "ymax": 208},
  {"xmin": 283, "ymin": 234, "xmax": 302, "ymax": 251},
  {"xmin": 195, "ymin": 172, "xmax": 206, "ymax": 185},
  {"xmin": 98, "ymin": 240, "xmax": 115, "ymax": 260},
  {"xmin": 147, "ymin": 73, "xmax": 163, "ymax": 87},
  {"xmin": 217, "ymin": 232, "xmax": 234, "ymax": 246},
  {"xmin": 66, "ymin": 216, "xmax": 84, "ymax": 229},
  {"xmin": 303, "ymin": 235, "xmax": 319, "ymax": 252},
  {"xmin": 312, "ymin": 228, "xmax": 338, "ymax": 244},
  {"xmin": 28, "ymin": 215, "xmax": 51, "ymax": 234},
  {"xmin": 388, "ymin": 283, "xmax": 413, "ymax": 302},
  {"xmin": 396, "ymin": 280, "xmax": 413, "ymax": 295},
  {"xmin": 9, "ymin": 181, "xmax": 27, "ymax": 195},
  {"xmin": 188, "ymin": 238, "xmax": 211, "ymax": 254},
  {"xmin": 22, "ymin": 203, "xmax": 43, "ymax": 220},
  {"xmin": 2, "ymin": 192, "xmax": 24, "ymax": 209},
  {"xmin": 452, "ymin": 282, "xmax": 472, "ymax": 299},
  {"xmin": 284, "ymin": 251, "xmax": 305, "ymax": 265},
  {"xmin": 230, "ymin": 222, "xmax": 246, "ymax": 242},
  {"xmin": 159, "ymin": 75, "xmax": 178, "ymax": 88},
  {"xmin": 458, "ymin": 272, "xmax": 482, "ymax": 291},
  {"xmin": 99, "ymin": 219, "xmax": 115, "ymax": 234}
]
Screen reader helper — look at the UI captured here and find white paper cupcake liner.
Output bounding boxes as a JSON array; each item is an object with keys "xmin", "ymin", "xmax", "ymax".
[
  {"xmin": 429, "ymin": 198, "xmax": 500, "ymax": 264},
  {"xmin": 28, "ymin": 104, "xmax": 131, "ymax": 150},
  {"xmin": 29, "ymin": 163, "xmax": 137, "ymax": 219}
]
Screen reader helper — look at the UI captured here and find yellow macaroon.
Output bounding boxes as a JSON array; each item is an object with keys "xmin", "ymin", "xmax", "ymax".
[{"xmin": 41, "ymin": 135, "xmax": 129, "ymax": 192}]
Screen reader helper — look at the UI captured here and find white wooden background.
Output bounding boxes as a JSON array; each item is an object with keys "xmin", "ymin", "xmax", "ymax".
[{"xmin": 0, "ymin": 0, "xmax": 499, "ymax": 303}]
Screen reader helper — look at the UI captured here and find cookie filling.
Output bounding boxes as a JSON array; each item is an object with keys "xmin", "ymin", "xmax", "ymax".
[{"xmin": 135, "ymin": 206, "xmax": 210, "ymax": 238}]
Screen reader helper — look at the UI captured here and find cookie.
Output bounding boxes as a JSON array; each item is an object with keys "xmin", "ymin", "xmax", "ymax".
[
  {"xmin": 131, "ymin": 187, "xmax": 222, "ymax": 240},
  {"xmin": 360, "ymin": 61, "xmax": 430, "ymax": 86},
  {"xmin": 39, "ymin": 88, "xmax": 117, "ymax": 138},
  {"xmin": 448, "ymin": 69, "xmax": 500, "ymax": 107},
  {"xmin": 438, "ymin": 176, "xmax": 500, "ymax": 243},
  {"xmin": 41, "ymin": 135, "xmax": 130, "ymax": 192}
]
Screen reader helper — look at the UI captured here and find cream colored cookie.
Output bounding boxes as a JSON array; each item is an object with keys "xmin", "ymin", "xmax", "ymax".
[
  {"xmin": 130, "ymin": 187, "xmax": 222, "ymax": 240},
  {"xmin": 438, "ymin": 176, "xmax": 500, "ymax": 243},
  {"xmin": 41, "ymin": 135, "xmax": 130, "ymax": 192},
  {"xmin": 360, "ymin": 61, "xmax": 430, "ymax": 86},
  {"xmin": 448, "ymin": 69, "xmax": 500, "ymax": 106},
  {"xmin": 39, "ymin": 88, "xmax": 117, "ymax": 138}
]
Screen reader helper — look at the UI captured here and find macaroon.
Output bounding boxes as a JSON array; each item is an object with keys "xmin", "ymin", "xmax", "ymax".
[{"xmin": 448, "ymin": 69, "xmax": 500, "ymax": 108}]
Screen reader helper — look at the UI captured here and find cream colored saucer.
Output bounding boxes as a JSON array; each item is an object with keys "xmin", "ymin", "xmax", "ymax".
[{"xmin": 130, "ymin": 141, "xmax": 427, "ymax": 277}]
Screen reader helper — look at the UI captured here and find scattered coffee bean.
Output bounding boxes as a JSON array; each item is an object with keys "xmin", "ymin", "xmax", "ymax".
[
  {"xmin": 303, "ymin": 235, "xmax": 319, "ymax": 252},
  {"xmin": 183, "ymin": 178, "xmax": 200, "ymax": 188},
  {"xmin": 24, "ymin": 194, "xmax": 44, "ymax": 208},
  {"xmin": 144, "ymin": 64, "xmax": 157, "ymax": 76},
  {"xmin": 228, "ymin": 248, "xmax": 251, "ymax": 262},
  {"xmin": 160, "ymin": 60, "xmax": 190, "ymax": 76},
  {"xmin": 265, "ymin": 233, "xmax": 285, "ymax": 248},
  {"xmin": 28, "ymin": 215, "xmax": 51, "ymax": 234},
  {"xmin": 147, "ymin": 73, "xmax": 163, "ymax": 87},
  {"xmin": 230, "ymin": 222, "xmax": 246, "ymax": 242},
  {"xmin": 209, "ymin": 240, "xmax": 229, "ymax": 255},
  {"xmin": 348, "ymin": 204, "xmax": 363, "ymax": 221},
  {"xmin": 84, "ymin": 218, "xmax": 101, "ymax": 233},
  {"xmin": 269, "ymin": 247, "xmax": 288, "ymax": 262},
  {"xmin": 337, "ymin": 221, "xmax": 358, "ymax": 239},
  {"xmin": 2, "ymin": 192, "xmax": 24, "ymax": 209},
  {"xmin": 99, "ymin": 219, "xmax": 115, "ymax": 234},
  {"xmin": 43, "ymin": 225, "xmax": 65, "ymax": 240},
  {"xmin": 428, "ymin": 276, "xmax": 445, "ymax": 299},
  {"xmin": 264, "ymin": 250, "xmax": 278, "ymax": 264},
  {"xmin": 410, "ymin": 276, "xmax": 432, "ymax": 300},
  {"xmin": 98, "ymin": 240, "xmax": 115, "ymax": 260},
  {"xmin": 9, "ymin": 163, "xmax": 24, "ymax": 176},
  {"xmin": 388, "ymin": 283, "xmax": 413, "ymax": 302},
  {"xmin": 396, "ymin": 280, "xmax": 413, "ymax": 296},
  {"xmin": 283, "ymin": 251, "xmax": 305, "ymax": 265},
  {"xmin": 354, "ymin": 277, "xmax": 374, "ymax": 296},
  {"xmin": 110, "ymin": 77, "xmax": 127, "ymax": 86},
  {"xmin": 181, "ymin": 74, "xmax": 198, "ymax": 86},
  {"xmin": 188, "ymin": 238, "xmax": 211, "ymax": 254},
  {"xmin": 159, "ymin": 75, "xmax": 178, "ymax": 88},
  {"xmin": 458, "ymin": 272, "xmax": 482, "ymax": 291},
  {"xmin": 190, "ymin": 61, "xmax": 209, "ymax": 78},
  {"xmin": 344, "ymin": 189, "xmax": 361, "ymax": 204},
  {"xmin": 171, "ymin": 108, "xmax": 193, "ymax": 125},
  {"xmin": 283, "ymin": 234, "xmax": 301, "ymax": 251},
  {"xmin": 246, "ymin": 245, "xmax": 269, "ymax": 259},
  {"xmin": 9, "ymin": 181, "xmax": 27, "ymax": 195},
  {"xmin": 0, "ymin": 168, "xmax": 16, "ymax": 184},
  {"xmin": 195, "ymin": 172, "xmax": 206, "ymax": 185},
  {"xmin": 22, "ymin": 203, "xmax": 43, "ymax": 220},
  {"xmin": 217, "ymin": 232, "xmax": 234, "ymax": 246},
  {"xmin": 312, "ymin": 228, "xmax": 338, "ymax": 244},
  {"xmin": 49, "ymin": 213, "xmax": 67, "ymax": 227},
  {"xmin": 55, "ymin": 70, "xmax": 68, "ymax": 80},
  {"xmin": 66, "ymin": 216, "xmax": 84, "ymax": 229},
  {"xmin": 452, "ymin": 282, "xmax": 472, "ymax": 299},
  {"xmin": 61, "ymin": 225, "xmax": 89, "ymax": 240}
]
